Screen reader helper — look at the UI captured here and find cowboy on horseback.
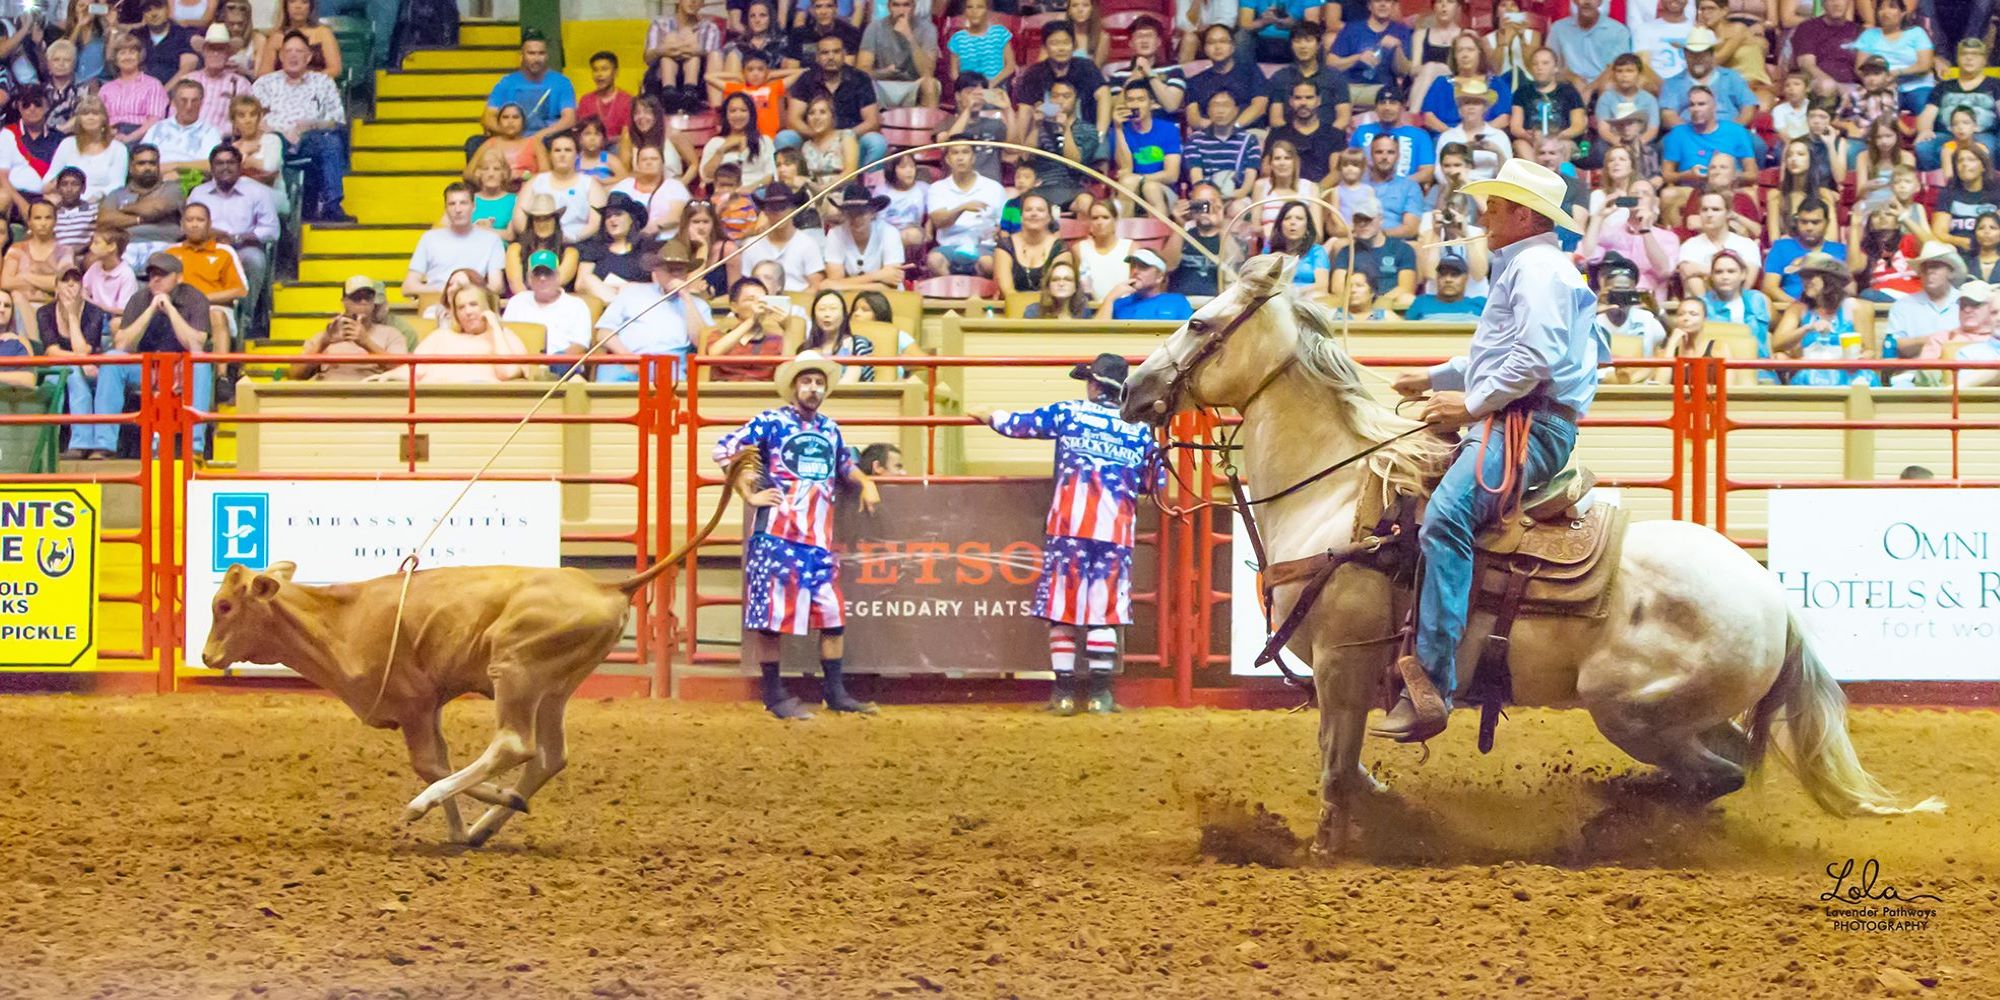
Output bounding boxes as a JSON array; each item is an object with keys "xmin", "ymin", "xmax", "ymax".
[{"xmin": 1373, "ymin": 159, "xmax": 1602, "ymax": 744}]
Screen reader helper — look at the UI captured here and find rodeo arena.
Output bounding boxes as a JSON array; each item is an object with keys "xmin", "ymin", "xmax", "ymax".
[{"xmin": 10, "ymin": 0, "xmax": 2000, "ymax": 995}]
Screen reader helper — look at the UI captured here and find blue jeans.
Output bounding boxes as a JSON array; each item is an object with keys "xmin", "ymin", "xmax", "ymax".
[
  {"xmin": 1917, "ymin": 132, "xmax": 1999, "ymax": 171},
  {"xmin": 69, "ymin": 351, "xmax": 212, "ymax": 454},
  {"xmin": 774, "ymin": 130, "xmax": 889, "ymax": 172},
  {"xmin": 295, "ymin": 128, "xmax": 348, "ymax": 217},
  {"xmin": 1414, "ymin": 408, "xmax": 1578, "ymax": 704}
]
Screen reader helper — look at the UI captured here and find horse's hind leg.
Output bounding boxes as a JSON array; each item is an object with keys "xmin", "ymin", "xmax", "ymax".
[{"xmin": 1597, "ymin": 713, "xmax": 1749, "ymax": 805}]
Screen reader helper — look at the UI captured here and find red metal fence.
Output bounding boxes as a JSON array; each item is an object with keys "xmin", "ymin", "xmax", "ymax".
[{"xmin": 5, "ymin": 352, "xmax": 1997, "ymax": 702}]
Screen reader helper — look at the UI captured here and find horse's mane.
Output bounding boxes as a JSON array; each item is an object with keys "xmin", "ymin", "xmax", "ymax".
[{"xmin": 1239, "ymin": 255, "xmax": 1458, "ymax": 501}]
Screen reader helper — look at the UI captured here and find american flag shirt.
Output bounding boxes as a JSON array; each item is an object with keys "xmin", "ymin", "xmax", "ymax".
[
  {"xmin": 713, "ymin": 405, "xmax": 855, "ymax": 550},
  {"xmin": 991, "ymin": 399, "xmax": 1160, "ymax": 547}
]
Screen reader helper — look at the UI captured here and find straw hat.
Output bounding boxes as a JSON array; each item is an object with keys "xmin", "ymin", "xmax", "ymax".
[
  {"xmin": 1454, "ymin": 78, "xmax": 1498, "ymax": 106},
  {"xmin": 775, "ymin": 350, "xmax": 842, "ymax": 404},
  {"xmin": 1913, "ymin": 240, "xmax": 1968, "ymax": 282},
  {"xmin": 1785, "ymin": 251, "xmax": 1847, "ymax": 277},
  {"xmin": 523, "ymin": 193, "xmax": 561, "ymax": 217},
  {"xmin": 1460, "ymin": 159, "xmax": 1579, "ymax": 232},
  {"xmin": 1680, "ymin": 27, "xmax": 1719, "ymax": 52}
]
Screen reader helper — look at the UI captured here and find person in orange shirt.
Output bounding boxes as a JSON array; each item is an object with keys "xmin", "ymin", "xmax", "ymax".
[
  {"xmin": 711, "ymin": 51, "xmax": 790, "ymax": 138},
  {"xmin": 163, "ymin": 201, "xmax": 247, "ymax": 352}
]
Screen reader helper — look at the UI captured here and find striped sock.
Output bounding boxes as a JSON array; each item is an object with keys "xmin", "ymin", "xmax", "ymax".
[
  {"xmin": 1085, "ymin": 628, "xmax": 1117, "ymax": 673},
  {"xmin": 1049, "ymin": 629, "xmax": 1077, "ymax": 674}
]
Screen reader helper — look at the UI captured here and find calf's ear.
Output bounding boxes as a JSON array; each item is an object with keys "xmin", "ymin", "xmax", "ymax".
[
  {"xmin": 250, "ymin": 574, "xmax": 285, "ymax": 600},
  {"xmin": 267, "ymin": 561, "xmax": 297, "ymax": 583}
]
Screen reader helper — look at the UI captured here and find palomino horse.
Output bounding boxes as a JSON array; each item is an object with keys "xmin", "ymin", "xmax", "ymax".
[{"xmin": 1122, "ymin": 253, "xmax": 1942, "ymax": 855}]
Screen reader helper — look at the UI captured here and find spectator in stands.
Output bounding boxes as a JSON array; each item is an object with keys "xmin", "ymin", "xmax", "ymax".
[
  {"xmin": 462, "ymin": 152, "xmax": 518, "ymax": 239},
  {"xmin": 1911, "ymin": 280, "xmax": 2000, "ymax": 366},
  {"xmin": 1071, "ymin": 200, "xmax": 1135, "ymax": 304},
  {"xmin": 644, "ymin": 0, "xmax": 721, "ymax": 114},
  {"xmin": 576, "ymin": 52, "xmax": 635, "ymax": 147},
  {"xmin": 849, "ymin": 290, "xmax": 918, "ymax": 362},
  {"xmin": 1592, "ymin": 253, "xmax": 1667, "ymax": 362},
  {"xmin": 80, "ymin": 228, "xmax": 135, "ymax": 315},
  {"xmin": 576, "ymin": 193, "xmax": 648, "ymax": 304},
  {"xmin": 36, "ymin": 267, "xmax": 114, "ymax": 458},
  {"xmin": 1183, "ymin": 90, "xmax": 1259, "ymax": 210},
  {"xmin": 1349, "ymin": 87, "xmax": 1434, "ymax": 186},
  {"xmin": 1113, "ymin": 81, "xmax": 1181, "ymax": 218},
  {"xmin": 1767, "ymin": 138, "xmax": 1842, "ymax": 245},
  {"xmin": 1592, "ymin": 55, "xmax": 1659, "ymax": 152},
  {"xmin": 1888, "ymin": 241, "xmax": 1968, "ymax": 352},
  {"xmin": 1098, "ymin": 248, "xmax": 1192, "ymax": 321},
  {"xmin": 146, "ymin": 80, "xmax": 223, "ymax": 183},
  {"xmin": 191, "ymin": 26, "xmax": 254, "ymax": 134},
  {"xmin": 1330, "ymin": 272, "xmax": 1391, "ymax": 320},
  {"xmin": 1852, "ymin": 0, "xmax": 1933, "ymax": 115},
  {"xmin": 1790, "ymin": 0, "xmax": 1862, "ymax": 95},
  {"xmin": 1267, "ymin": 199, "xmax": 1333, "ymax": 288},
  {"xmin": 110, "ymin": 253, "xmax": 213, "ymax": 450},
  {"xmin": 1051, "ymin": 0, "xmax": 1110, "ymax": 66},
  {"xmin": 1854, "ymin": 119, "xmax": 1916, "ymax": 210},
  {"xmin": 1405, "ymin": 253, "xmax": 1485, "ymax": 320},
  {"xmin": 508, "ymin": 194, "xmax": 580, "ymax": 295},
  {"xmin": 1186, "ymin": 25, "xmax": 1270, "ymax": 131},
  {"xmin": 523, "ymin": 133, "xmax": 607, "ymax": 243},
  {"xmin": 926, "ymin": 143, "xmax": 1005, "ymax": 278},
  {"xmin": 1678, "ymin": 189, "xmax": 1762, "ymax": 296},
  {"xmin": 1772, "ymin": 251, "xmax": 1877, "ymax": 386},
  {"xmin": 858, "ymin": 0, "xmax": 939, "ymax": 109},
  {"xmin": 49, "ymin": 169, "xmax": 101, "ymax": 255},
  {"xmin": 879, "ymin": 154, "xmax": 929, "ymax": 252},
  {"xmin": 576, "ymin": 119, "xmax": 629, "ymax": 184},
  {"xmin": 703, "ymin": 92, "xmax": 779, "ymax": 192},
  {"xmin": 100, "ymin": 35, "xmax": 170, "ymax": 142},
  {"xmin": 1027, "ymin": 79, "xmax": 1100, "ymax": 216},
  {"xmin": 1933, "ymin": 145, "xmax": 2000, "ymax": 252},
  {"xmin": 1965, "ymin": 213, "xmax": 2000, "ymax": 282},
  {"xmin": 255, "ymin": 32, "xmax": 349, "ymax": 223},
  {"xmin": 858, "ymin": 442, "xmax": 903, "ymax": 475},
  {"xmin": 1634, "ymin": 0, "xmax": 1693, "ymax": 87},
  {"xmin": 1509, "ymin": 47, "xmax": 1587, "ymax": 160},
  {"xmin": 711, "ymin": 162, "xmax": 760, "ymax": 239},
  {"xmin": 414, "ymin": 284, "xmax": 528, "ymax": 384},
  {"xmin": 1330, "ymin": 0, "xmax": 1411, "ymax": 101},
  {"xmin": 1546, "ymin": 0, "xmax": 1628, "ymax": 96},
  {"xmin": 1853, "ymin": 205, "xmax": 1924, "ymax": 300},
  {"xmin": 290, "ymin": 277, "xmax": 411, "ymax": 381},
  {"xmin": 612, "ymin": 146, "xmax": 690, "ymax": 241},
  {"xmin": 1025, "ymin": 255, "xmax": 1089, "ymax": 318},
  {"xmin": 1419, "ymin": 36, "xmax": 1512, "ymax": 135},
  {"xmin": 1915, "ymin": 39, "xmax": 2000, "ymax": 172},
  {"xmin": 135, "ymin": 0, "xmax": 199, "ymax": 83},
  {"xmin": 406, "ymin": 183, "xmax": 506, "ymax": 298},
  {"xmin": 722, "ymin": 0, "xmax": 797, "ymax": 80},
  {"xmin": 1883, "ymin": 164, "xmax": 1937, "ymax": 243},
  {"xmin": 1264, "ymin": 140, "xmax": 1329, "ymax": 235},
  {"xmin": 219, "ymin": 96, "xmax": 279, "ymax": 202},
  {"xmin": 216, "ymin": 0, "xmax": 266, "ymax": 77},
  {"xmin": 625, "ymin": 95, "xmax": 701, "ymax": 184},
  {"xmin": 486, "ymin": 35, "xmax": 577, "ymax": 146},
  {"xmin": 1266, "ymin": 80, "xmax": 1342, "ymax": 184},
  {"xmin": 3, "ymin": 87, "xmax": 59, "ymax": 199},
  {"xmin": 42, "ymin": 37, "xmax": 88, "ymax": 130},
  {"xmin": 1268, "ymin": 25, "xmax": 1349, "ymax": 133},
  {"xmin": 47, "ymin": 99, "xmax": 127, "ymax": 209},
  {"xmin": 703, "ymin": 276, "xmax": 797, "ymax": 381},
  {"xmin": 1015, "ymin": 23, "xmax": 1109, "ymax": 146},
  {"xmin": 1486, "ymin": 0, "xmax": 1542, "ymax": 88},
  {"xmin": 1764, "ymin": 198, "xmax": 1846, "ymax": 304},
  {"xmin": 789, "ymin": 0, "xmax": 862, "ymax": 58},
  {"xmin": 1330, "ymin": 191, "xmax": 1416, "ymax": 310},
  {"xmin": 802, "ymin": 289, "xmax": 878, "ymax": 382},
  {"xmin": 1701, "ymin": 249, "xmax": 1773, "ymax": 363},
  {"xmin": 1108, "ymin": 16, "xmax": 1185, "ymax": 116},
  {"xmin": 1435, "ymin": 83, "xmax": 1512, "ymax": 182},
  {"xmin": 1535, "ymin": 135, "xmax": 1591, "ymax": 240},
  {"xmin": 946, "ymin": 0, "xmax": 1014, "ymax": 88},
  {"xmin": 940, "ymin": 72, "xmax": 1011, "ymax": 182},
  {"xmin": 4, "ymin": 202, "xmax": 72, "ymax": 330},
  {"xmin": 681, "ymin": 199, "xmax": 731, "ymax": 298},
  {"xmin": 1363, "ymin": 134, "xmax": 1424, "ymax": 239},
  {"xmin": 1660, "ymin": 29, "xmax": 1759, "ymax": 141},
  {"xmin": 186, "ymin": 143, "xmax": 275, "ymax": 319},
  {"xmin": 165, "ymin": 201, "xmax": 246, "ymax": 351},
  {"xmin": 1661, "ymin": 88, "xmax": 1756, "ymax": 223},
  {"xmin": 502, "ymin": 252, "xmax": 596, "ymax": 377},
  {"xmin": 1403, "ymin": 0, "xmax": 1471, "ymax": 99},
  {"xmin": 823, "ymin": 183, "xmax": 907, "ymax": 290},
  {"xmin": 738, "ymin": 183, "xmax": 826, "ymax": 291},
  {"xmin": 1665, "ymin": 296, "xmax": 1706, "ymax": 359},
  {"xmin": 255, "ymin": 0, "xmax": 339, "ymax": 77},
  {"xmin": 1237, "ymin": 0, "xmax": 1318, "ymax": 64},
  {"xmin": 1163, "ymin": 186, "xmax": 1226, "ymax": 298},
  {"xmin": 1840, "ymin": 58, "xmax": 1900, "ymax": 144}
]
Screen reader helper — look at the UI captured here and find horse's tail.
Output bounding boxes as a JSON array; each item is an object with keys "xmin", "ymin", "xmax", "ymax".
[{"xmin": 1747, "ymin": 611, "xmax": 1945, "ymax": 817}]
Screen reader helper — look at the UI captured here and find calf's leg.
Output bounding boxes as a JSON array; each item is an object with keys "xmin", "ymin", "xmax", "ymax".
[
  {"xmin": 466, "ymin": 692, "xmax": 575, "ymax": 848},
  {"xmin": 400, "ymin": 710, "xmax": 467, "ymax": 844},
  {"xmin": 404, "ymin": 669, "xmax": 538, "ymax": 823}
]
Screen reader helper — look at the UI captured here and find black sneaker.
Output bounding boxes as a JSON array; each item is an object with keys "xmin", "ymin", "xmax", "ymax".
[{"xmin": 766, "ymin": 696, "xmax": 815, "ymax": 721}]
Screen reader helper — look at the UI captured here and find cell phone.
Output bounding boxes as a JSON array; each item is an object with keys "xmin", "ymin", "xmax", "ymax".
[
  {"xmin": 88, "ymin": 2, "xmax": 110, "ymax": 13},
  {"xmin": 1504, "ymin": 10, "xmax": 1528, "ymax": 22},
  {"xmin": 1193, "ymin": 200, "xmax": 1215, "ymax": 213},
  {"xmin": 1613, "ymin": 196, "xmax": 1640, "ymax": 208},
  {"xmin": 1039, "ymin": 100, "xmax": 1060, "ymax": 118},
  {"xmin": 1606, "ymin": 289, "xmax": 1642, "ymax": 307}
]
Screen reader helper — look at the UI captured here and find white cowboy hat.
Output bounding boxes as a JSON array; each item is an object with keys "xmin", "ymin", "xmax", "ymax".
[
  {"xmin": 1454, "ymin": 78, "xmax": 1499, "ymax": 105},
  {"xmin": 1460, "ymin": 159, "xmax": 1580, "ymax": 233},
  {"xmin": 1914, "ymin": 239, "xmax": 1968, "ymax": 282},
  {"xmin": 775, "ymin": 350, "xmax": 842, "ymax": 404}
]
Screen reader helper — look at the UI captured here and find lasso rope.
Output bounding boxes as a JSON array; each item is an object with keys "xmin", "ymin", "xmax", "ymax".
[{"xmin": 364, "ymin": 138, "xmax": 1229, "ymax": 718}]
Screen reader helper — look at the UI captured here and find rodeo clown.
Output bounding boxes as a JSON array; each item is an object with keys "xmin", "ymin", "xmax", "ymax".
[
  {"xmin": 713, "ymin": 350, "xmax": 882, "ymax": 721},
  {"xmin": 972, "ymin": 353, "xmax": 1161, "ymax": 715}
]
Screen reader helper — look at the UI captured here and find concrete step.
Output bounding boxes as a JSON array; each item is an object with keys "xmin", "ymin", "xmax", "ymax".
[
  {"xmin": 458, "ymin": 21, "xmax": 520, "ymax": 47},
  {"xmin": 376, "ymin": 70, "xmax": 504, "ymax": 99},
  {"xmin": 273, "ymin": 282, "xmax": 360, "ymax": 314},
  {"xmin": 372, "ymin": 96, "xmax": 491, "ymax": 121},
  {"xmin": 301, "ymin": 223, "xmax": 427, "ymax": 256},
  {"xmin": 351, "ymin": 147, "xmax": 466, "ymax": 173},
  {"xmin": 401, "ymin": 46, "xmax": 522, "ymax": 72},
  {"xmin": 297, "ymin": 254, "xmax": 412, "ymax": 283},
  {"xmin": 354, "ymin": 119, "xmax": 477, "ymax": 148}
]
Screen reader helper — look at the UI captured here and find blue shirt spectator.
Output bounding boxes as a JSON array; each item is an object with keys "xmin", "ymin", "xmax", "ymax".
[
  {"xmin": 1547, "ymin": 4, "xmax": 1631, "ymax": 89},
  {"xmin": 1419, "ymin": 75, "xmax": 1513, "ymax": 131},
  {"xmin": 1104, "ymin": 250, "xmax": 1193, "ymax": 320},
  {"xmin": 1350, "ymin": 119, "xmax": 1435, "ymax": 181},
  {"xmin": 1243, "ymin": 0, "xmax": 1326, "ymax": 46},
  {"xmin": 1367, "ymin": 173, "xmax": 1425, "ymax": 234},
  {"xmin": 1330, "ymin": 13, "xmax": 1412, "ymax": 89},
  {"xmin": 1119, "ymin": 114, "xmax": 1182, "ymax": 176},
  {"xmin": 1406, "ymin": 292, "xmax": 1488, "ymax": 320},
  {"xmin": 1661, "ymin": 119, "xmax": 1757, "ymax": 177},
  {"xmin": 1764, "ymin": 238, "xmax": 1848, "ymax": 300},
  {"xmin": 488, "ymin": 42, "xmax": 579, "ymax": 135},
  {"xmin": 1661, "ymin": 68, "xmax": 1758, "ymax": 124},
  {"xmin": 1111, "ymin": 290, "xmax": 1195, "ymax": 319}
]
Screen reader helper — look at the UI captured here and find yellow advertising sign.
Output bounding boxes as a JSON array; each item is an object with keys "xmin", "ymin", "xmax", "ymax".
[{"xmin": 0, "ymin": 486, "xmax": 100, "ymax": 670}]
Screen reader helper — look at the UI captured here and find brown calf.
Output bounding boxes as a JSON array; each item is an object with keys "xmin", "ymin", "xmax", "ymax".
[{"xmin": 199, "ymin": 455, "xmax": 754, "ymax": 847}]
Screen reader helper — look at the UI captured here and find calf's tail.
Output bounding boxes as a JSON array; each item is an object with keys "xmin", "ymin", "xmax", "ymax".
[{"xmin": 617, "ymin": 451, "xmax": 760, "ymax": 598}]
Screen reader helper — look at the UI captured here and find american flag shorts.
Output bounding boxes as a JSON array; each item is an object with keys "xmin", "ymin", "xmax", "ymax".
[
  {"xmin": 742, "ymin": 534, "xmax": 845, "ymax": 636},
  {"xmin": 1031, "ymin": 536, "xmax": 1133, "ymax": 627}
]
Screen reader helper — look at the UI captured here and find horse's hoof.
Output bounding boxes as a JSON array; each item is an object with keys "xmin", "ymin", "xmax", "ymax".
[
  {"xmin": 402, "ymin": 803, "xmax": 428, "ymax": 824},
  {"xmin": 503, "ymin": 791, "xmax": 530, "ymax": 814}
]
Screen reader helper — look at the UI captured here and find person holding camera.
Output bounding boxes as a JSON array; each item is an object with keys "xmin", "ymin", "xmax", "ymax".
[
  {"xmin": 1592, "ymin": 253, "xmax": 1668, "ymax": 373},
  {"xmin": 940, "ymin": 71, "xmax": 1011, "ymax": 183},
  {"xmin": 1027, "ymin": 78, "xmax": 1100, "ymax": 217},
  {"xmin": 288, "ymin": 276, "xmax": 409, "ymax": 382},
  {"xmin": 705, "ymin": 276, "xmax": 803, "ymax": 382},
  {"xmin": 1013, "ymin": 22, "xmax": 1109, "ymax": 149},
  {"xmin": 1113, "ymin": 79, "xmax": 1181, "ymax": 219},
  {"xmin": 1164, "ymin": 184, "xmax": 1227, "ymax": 298},
  {"xmin": 1579, "ymin": 183, "xmax": 1679, "ymax": 298}
]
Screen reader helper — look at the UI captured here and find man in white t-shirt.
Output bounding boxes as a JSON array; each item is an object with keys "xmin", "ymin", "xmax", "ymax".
[
  {"xmin": 924, "ymin": 143, "xmax": 1007, "ymax": 276},
  {"xmin": 503, "ymin": 249, "xmax": 598, "ymax": 377},
  {"xmin": 1632, "ymin": 0, "xmax": 1693, "ymax": 86},
  {"xmin": 403, "ymin": 182, "xmax": 506, "ymax": 296},
  {"xmin": 823, "ymin": 183, "xmax": 908, "ymax": 290},
  {"xmin": 735, "ymin": 184, "xmax": 826, "ymax": 293},
  {"xmin": 1675, "ymin": 189, "xmax": 1762, "ymax": 296}
]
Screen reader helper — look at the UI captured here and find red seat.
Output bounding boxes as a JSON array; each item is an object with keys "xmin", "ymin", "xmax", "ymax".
[
  {"xmin": 666, "ymin": 112, "xmax": 719, "ymax": 150},
  {"xmin": 1116, "ymin": 216, "xmax": 1172, "ymax": 249},
  {"xmin": 882, "ymin": 106, "xmax": 950, "ymax": 131},
  {"xmin": 1057, "ymin": 216, "xmax": 1088, "ymax": 240},
  {"xmin": 1099, "ymin": 0, "xmax": 1169, "ymax": 13},
  {"xmin": 1018, "ymin": 11, "xmax": 1063, "ymax": 61},
  {"xmin": 915, "ymin": 275, "xmax": 1000, "ymax": 299}
]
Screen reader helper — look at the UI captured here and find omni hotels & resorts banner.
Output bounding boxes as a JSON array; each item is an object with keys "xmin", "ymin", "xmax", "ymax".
[
  {"xmin": 1768, "ymin": 489, "xmax": 2000, "ymax": 681},
  {"xmin": 0, "ymin": 486, "xmax": 100, "ymax": 671}
]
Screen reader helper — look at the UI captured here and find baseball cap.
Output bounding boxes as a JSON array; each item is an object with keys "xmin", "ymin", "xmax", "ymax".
[
  {"xmin": 1959, "ymin": 280, "xmax": 1997, "ymax": 305},
  {"xmin": 342, "ymin": 275, "xmax": 382, "ymax": 298},
  {"xmin": 1374, "ymin": 85, "xmax": 1406, "ymax": 105},
  {"xmin": 1347, "ymin": 191, "xmax": 1383, "ymax": 219},
  {"xmin": 1435, "ymin": 254, "xmax": 1469, "ymax": 274},
  {"xmin": 527, "ymin": 249, "xmax": 560, "ymax": 274},
  {"xmin": 1124, "ymin": 248, "xmax": 1168, "ymax": 272},
  {"xmin": 1860, "ymin": 54, "xmax": 1890, "ymax": 73},
  {"xmin": 144, "ymin": 252, "xmax": 182, "ymax": 276},
  {"xmin": 1961, "ymin": 37, "xmax": 1990, "ymax": 56}
]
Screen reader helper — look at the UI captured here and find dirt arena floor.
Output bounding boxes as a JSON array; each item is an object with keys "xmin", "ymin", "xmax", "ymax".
[{"xmin": 1, "ymin": 694, "xmax": 1996, "ymax": 998}]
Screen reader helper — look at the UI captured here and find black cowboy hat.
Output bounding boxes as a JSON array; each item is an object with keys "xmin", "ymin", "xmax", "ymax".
[
  {"xmin": 1070, "ymin": 353, "xmax": 1129, "ymax": 395},
  {"xmin": 836, "ymin": 182, "xmax": 890, "ymax": 213}
]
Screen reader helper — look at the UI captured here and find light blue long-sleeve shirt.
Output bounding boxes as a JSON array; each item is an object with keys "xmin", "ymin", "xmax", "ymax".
[{"xmin": 1428, "ymin": 232, "xmax": 1601, "ymax": 418}]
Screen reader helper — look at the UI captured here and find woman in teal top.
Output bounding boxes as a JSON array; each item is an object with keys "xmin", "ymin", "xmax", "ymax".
[
  {"xmin": 467, "ymin": 153, "xmax": 518, "ymax": 239},
  {"xmin": 1265, "ymin": 201, "xmax": 1332, "ymax": 291},
  {"xmin": 1772, "ymin": 252, "xmax": 1880, "ymax": 387}
]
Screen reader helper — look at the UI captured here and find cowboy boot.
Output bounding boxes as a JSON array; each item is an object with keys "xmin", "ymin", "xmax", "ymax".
[
  {"xmin": 1047, "ymin": 671, "xmax": 1079, "ymax": 716},
  {"xmin": 1369, "ymin": 655, "xmax": 1447, "ymax": 742},
  {"xmin": 1085, "ymin": 671, "xmax": 1119, "ymax": 714}
]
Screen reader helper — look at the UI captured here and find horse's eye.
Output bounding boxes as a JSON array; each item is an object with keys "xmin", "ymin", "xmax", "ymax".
[{"xmin": 1188, "ymin": 318, "xmax": 1208, "ymax": 333}]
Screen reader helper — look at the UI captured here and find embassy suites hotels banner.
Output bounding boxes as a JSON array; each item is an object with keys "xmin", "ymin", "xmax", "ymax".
[
  {"xmin": 184, "ymin": 481, "xmax": 561, "ymax": 673},
  {"xmin": 1767, "ymin": 489, "xmax": 2000, "ymax": 681}
]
